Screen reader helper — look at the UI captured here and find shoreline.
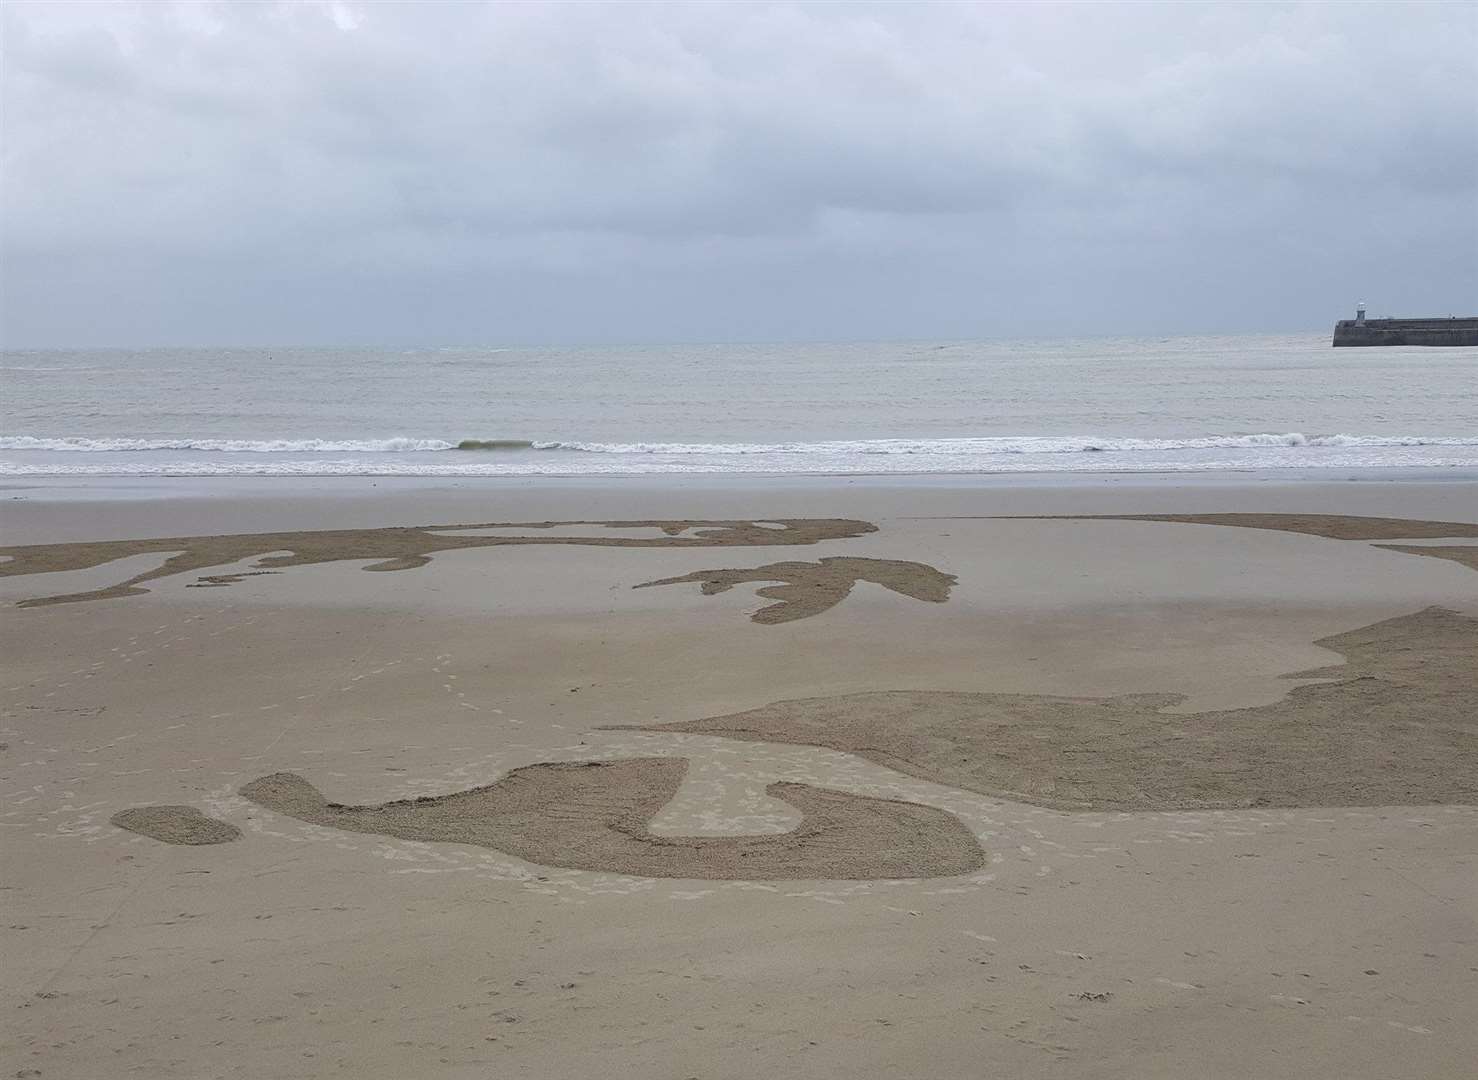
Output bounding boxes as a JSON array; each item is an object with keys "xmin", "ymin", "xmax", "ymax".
[
  {"xmin": 5, "ymin": 463, "xmax": 1478, "ymax": 497},
  {"xmin": 6, "ymin": 471, "xmax": 1478, "ymax": 551},
  {"xmin": 6, "ymin": 460, "xmax": 1477, "ymax": 481}
]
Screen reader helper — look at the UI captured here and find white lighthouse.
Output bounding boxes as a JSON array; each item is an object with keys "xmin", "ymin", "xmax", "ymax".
[{"xmin": 1356, "ymin": 300, "xmax": 1366, "ymax": 324}]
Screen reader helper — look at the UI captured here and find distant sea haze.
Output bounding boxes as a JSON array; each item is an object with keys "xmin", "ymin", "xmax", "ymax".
[{"xmin": 4, "ymin": 334, "xmax": 1476, "ymax": 477}]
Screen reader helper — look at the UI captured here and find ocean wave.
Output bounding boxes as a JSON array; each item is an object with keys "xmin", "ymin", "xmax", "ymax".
[
  {"xmin": 0, "ymin": 436, "xmax": 460, "ymax": 453},
  {"xmin": 4, "ymin": 432, "xmax": 1476, "ymax": 457},
  {"xmin": 456, "ymin": 439, "xmax": 541, "ymax": 451},
  {"xmin": 543, "ymin": 433, "xmax": 1478, "ymax": 455},
  {"xmin": 3, "ymin": 446, "xmax": 1476, "ymax": 478},
  {"xmin": 0, "ymin": 366, "xmax": 105, "ymax": 373}
]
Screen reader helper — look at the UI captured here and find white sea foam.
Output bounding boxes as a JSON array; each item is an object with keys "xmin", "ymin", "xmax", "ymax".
[
  {"xmin": 0, "ymin": 436, "xmax": 459, "ymax": 453},
  {"xmin": 7, "ymin": 432, "xmax": 1475, "ymax": 455},
  {"xmin": 4, "ymin": 449, "xmax": 1475, "ymax": 477},
  {"xmin": 545, "ymin": 433, "xmax": 1478, "ymax": 454}
]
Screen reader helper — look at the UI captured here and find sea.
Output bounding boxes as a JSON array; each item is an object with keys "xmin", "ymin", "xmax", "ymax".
[{"xmin": 3, "ymin": 333, "xmax": 1476, "ymax": 479}]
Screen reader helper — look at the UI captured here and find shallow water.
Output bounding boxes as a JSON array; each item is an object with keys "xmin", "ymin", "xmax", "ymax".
[{"xmin": 3, "ymin": 333, "xmax": 1475, "ymax": 476}]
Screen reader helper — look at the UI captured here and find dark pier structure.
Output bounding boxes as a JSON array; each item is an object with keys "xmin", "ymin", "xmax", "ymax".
[{"xmin": 1333, "ymin": 303, "xmax": 1478, "ymax": 347}]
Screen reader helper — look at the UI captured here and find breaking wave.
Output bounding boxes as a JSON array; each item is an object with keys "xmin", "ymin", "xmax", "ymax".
[
  {"xmin": 0, "ymin": 436, "xmax": 462, "ymax": 453},
  {"xmin": 5, "ymin": 433, "xmax": 1477, "ymax": 455},
  {"xmin": 542, "ymin": 434, "xmax": 1478, "ymax": 455}
]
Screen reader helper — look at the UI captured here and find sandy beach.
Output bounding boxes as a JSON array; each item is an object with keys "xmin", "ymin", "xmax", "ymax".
[{"xmin": 2, "ymin": 474, "xmax": 1475, "ymax": 1078}]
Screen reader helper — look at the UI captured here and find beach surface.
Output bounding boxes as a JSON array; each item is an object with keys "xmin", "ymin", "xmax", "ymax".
[{"xmin": 3, "ymin": 475, "xmax": 1476, "ymax": 1078}]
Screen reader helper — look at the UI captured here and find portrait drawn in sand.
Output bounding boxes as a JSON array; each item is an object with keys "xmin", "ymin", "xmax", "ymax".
[
  {"xmin": 0, "ymin": 518, "xmax": 884, "ymax": 607},
  {"xmin": 61, "ymin": 513, "xmax": 1478, "ymax": 879}
]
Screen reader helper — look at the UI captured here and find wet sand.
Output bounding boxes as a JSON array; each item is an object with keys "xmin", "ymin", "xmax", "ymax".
[{"xmin": 2, "ymin": 476, "xmax": 1475, "ymax": 1079}]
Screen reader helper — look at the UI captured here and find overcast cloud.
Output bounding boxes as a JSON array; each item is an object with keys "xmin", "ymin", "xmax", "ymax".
[{"xmin": 2, "ymin": 0, "xmax": 1474, "ymax": 346}]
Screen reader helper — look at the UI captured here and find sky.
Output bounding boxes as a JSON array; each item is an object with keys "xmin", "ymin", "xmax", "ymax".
[{"xmin": 1, "ymin": 0, "xmax": 1475, "ymax": 347}]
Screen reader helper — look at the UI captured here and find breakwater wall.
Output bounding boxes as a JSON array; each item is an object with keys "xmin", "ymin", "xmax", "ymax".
[{"xmin": 1333, "ymin": 317, "xmax": 1478, "ymax": 347}]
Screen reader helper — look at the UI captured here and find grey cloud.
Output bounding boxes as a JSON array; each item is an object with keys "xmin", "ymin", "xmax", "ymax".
[{"xmin": 1, "ymin": 0, "xmax": 1474, "ymax": 345}]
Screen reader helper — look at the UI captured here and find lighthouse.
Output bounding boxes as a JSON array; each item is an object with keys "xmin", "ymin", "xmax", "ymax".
[{"xmin": 1356, "ymin": 301, "xmax": 1366, "ymax": 324}]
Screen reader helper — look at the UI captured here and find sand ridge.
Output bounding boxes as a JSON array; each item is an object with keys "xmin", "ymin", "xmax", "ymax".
[
  {"xmin": 618, "ymin": 606, "xmax": 1478, "ymax": 811},
  {"xmin": 238, "ymin": 758, "xmax": 986, "ymax": 880},
  {"xmin": 634, "ymin": 556, "xmax": 956, "ymax": 623},
  {"xmin": 0, "ymin": 517, "xmax": 877, "ymax": 607},
  {"xmin": 110, "ymin": 805, "xmax": 242, "ymax": 845}
]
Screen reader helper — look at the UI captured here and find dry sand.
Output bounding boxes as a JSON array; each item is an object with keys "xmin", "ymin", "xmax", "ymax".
[{"xmin": 2, "ymin": 477, "xmax": 1476, "ymax": 1079}]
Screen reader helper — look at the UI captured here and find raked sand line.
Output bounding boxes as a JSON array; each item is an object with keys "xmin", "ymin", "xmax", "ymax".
[
  {"xmin": 239, "ymin": 758, "xmax": 986, "ymax": 880},
  {"xmin": 615, "ymin": 607, "xmax": 1478, "ymax": 812},
  {"xmin": 979, "ymin": 513, "xmax": 1478, "ymax": 573},
  {"xmin": 0, "ymin": 518, "xmax": 876, "ymax": 608},
  {"xmin": 1041, "ymin": 512, "xmax": 1478, "ymax": 540},
  {"xmin": 1375, "ymin": 544, "xmax": 1478, "ymax": 572},
  {"xmin": 634, "ymin": 556, "xmax": 955, "ymax": 623}
]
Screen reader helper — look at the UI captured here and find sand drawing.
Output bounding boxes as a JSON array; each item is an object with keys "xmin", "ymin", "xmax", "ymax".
[
  {"xmin": 990, "ymin": 513, "xmax": 1478, "ymax": 573},
  {"xmin": 0, "ymin": 518, "xmax": 876, "ymax": 608},
  {"xmin": 111, "ymin": 806, "xmax": 242, "ymax": 845},
  {"xmin": 1372, "ymin": 545, "xmax": 1478, "ymax": 572},
  {"xmin": 239, "ymin": 758, "xmax": 985, "ymax": 880},
  {"xmin": 187, "ymin": 570, "xmax": 283, "ymax": 588},
  {"xmin": 1051, "ymin": 512, "xmax": 1478, "ymax": 540},
  {"xmin": 634, "ymin": 557, "xmax": 956, "ymax": 623},
  {"xmin": 617, "ymin": 607, "xmax": 1478, "ymax": 812}
]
